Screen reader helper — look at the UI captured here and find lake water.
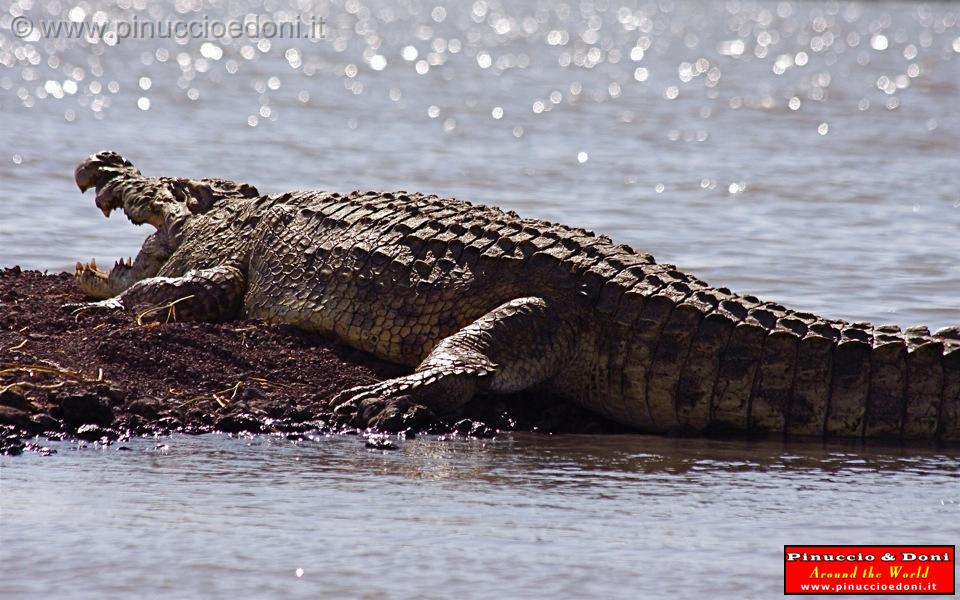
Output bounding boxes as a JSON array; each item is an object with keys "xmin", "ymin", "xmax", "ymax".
[
  {"xmin": 1, "ymin": 0, "xmax": 959, "ymax": 597},
  {"xmin": 2, "ymin": 434, "xmax": 959, "ymax": 599}
]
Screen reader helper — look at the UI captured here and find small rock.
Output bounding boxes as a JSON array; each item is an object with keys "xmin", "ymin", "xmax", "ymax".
[
  {"xmin": 0, "ymin": 405, "xmax": 33, "ymax": 429},
  {"xmin": 2, "ymin": 442, "xmax": 24, "ymax": 456},
  {"xmin": 59, "ymin": 394, "xmax": 113, "ymax": 427},
  {"xmin": 453, "ymin": 419, "xmax": 474, "ymax": 434},
  {"xmin": 469, "ymin": 422, "xmax": 495, "ymax": 439},
  {"xmin": 24, "ymin": 442, "xmax": 56, "ymax": 456},
  {"xmin": 0, "ymin": 390, "xmax": 31, "ymax": 411},
  {"xmin": 365, "ymin": 435, "xmax": 398, "ymax": 450},
  {"xmin": 74, "ymin": 423, "xmax": 113, "ymax": 442},
  {"xmin": 215, "ymin": 413, "xmax": 263, "ymax": 433},
  {"xmin": 155, "ymin": 416, "xmax": 183, "ymax": 431},
  {"xmin": 282, "ymin": 405, "xmax": 312, "ymax": 421},
  {"xmin": 182, "ymin": 424, "xmax": 212, "ymax": 435},
  {"xmin": 30, "ymin": 413, "xmax": 59, "ymax": 432},
  {"xmin": 126, "ymin": 398, "xmax": 160, "ymax": 419},
  {"xmin": 93, "ymin": 384, "xmax": 127, "ymax": 405}
]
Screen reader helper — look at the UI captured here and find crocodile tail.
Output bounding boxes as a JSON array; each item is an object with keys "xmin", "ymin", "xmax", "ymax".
[
  {"xmin": 721, "ymin": 314, "xmax": 960, "ymax": 442},
  {"xmin": 624, "ymin": 281, "xmax": 960, "ymax": 442}
]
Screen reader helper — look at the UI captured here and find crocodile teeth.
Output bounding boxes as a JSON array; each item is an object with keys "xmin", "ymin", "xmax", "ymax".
[{"xmin": 75, "ymin": 259, "xmax": 108, "ymax": 276}]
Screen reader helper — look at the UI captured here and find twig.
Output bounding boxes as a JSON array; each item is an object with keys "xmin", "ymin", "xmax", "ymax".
[
  {"xmin": 0, "ymin": 381, "xmax": 65, "ymax": 394},
  {"xmin": 0, "ymin": 363, "xmax": 104, "ymax": 383},
  {"xmin": 250, "ymin": 377, "xmax": 295, "ymax": 390},
  {"xmin": 178, "ymin": 381, "xmax": 242, "ymax": 409},
  {"xmin": 135, "ymin": 295, "xmax": 196, "ymax": 326}
]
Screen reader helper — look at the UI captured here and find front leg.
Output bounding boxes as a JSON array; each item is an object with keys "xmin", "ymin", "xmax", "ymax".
[
  {"xmin": 332, "ymin": 297, "xmax": 580, "ymax": 431},
  {"xmin": 68, "ymin": 265, "xmax": 247, "ymax": 323}
]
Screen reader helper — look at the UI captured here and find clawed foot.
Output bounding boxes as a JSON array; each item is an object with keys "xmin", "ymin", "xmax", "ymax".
[
  {"xmin": 61, "ymin": 297, "xmax": 124, "ymax": 317},
  {"xmin": 331, "ymin": 379, "xmax": 439, "ymax": 432}
]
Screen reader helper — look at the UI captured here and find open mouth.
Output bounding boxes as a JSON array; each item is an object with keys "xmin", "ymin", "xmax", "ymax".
[
  {"xmin": 73, "ymin": 156, "xmax": 172, "ymax": 298},
  {"xmin": 89, "ymin": 181, "xmax": 168, "ymax": 229},
  {"xmin": 75, "ymin": 150, "xmax": 169, "ymax": 228}
]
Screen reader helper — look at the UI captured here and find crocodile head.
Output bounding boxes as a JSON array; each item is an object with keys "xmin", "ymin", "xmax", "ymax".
[{"xmin": 73, "ymin": 151, "xmax": 188, "ymax": 299}]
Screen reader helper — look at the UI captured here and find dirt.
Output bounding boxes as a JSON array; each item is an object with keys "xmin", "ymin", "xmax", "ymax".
[{"xmin": 0, "ymin": 268, "xmax": 621, "ymax": 455}]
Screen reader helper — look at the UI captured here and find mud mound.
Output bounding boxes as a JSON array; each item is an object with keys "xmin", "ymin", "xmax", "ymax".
[{"xmin": 0, "ymin": 268, "xmax": 619, "ymax": 455}]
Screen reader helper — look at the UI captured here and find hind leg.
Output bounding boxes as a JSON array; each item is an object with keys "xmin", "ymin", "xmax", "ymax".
[{"xmin": 332, "ymin": 297, "xmax": 581, "ymax": 430}]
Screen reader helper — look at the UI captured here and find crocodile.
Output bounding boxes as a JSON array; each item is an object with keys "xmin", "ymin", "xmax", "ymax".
[{"xmin": 69, "ymin": 151, "xmax": 960, "ymax": 441}]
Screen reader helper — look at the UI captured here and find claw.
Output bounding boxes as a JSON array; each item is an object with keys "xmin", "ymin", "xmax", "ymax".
[
  {"xmin": 62, "ymin": 298, "xmax": 123, "ymax": 317},
  {"xmin": 328, "ymin": 378, "xmax": 438, "ymax": 431}
]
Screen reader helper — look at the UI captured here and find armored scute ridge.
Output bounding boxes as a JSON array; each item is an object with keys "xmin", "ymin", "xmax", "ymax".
[{"xmin": 70, "ymin": 151, "xmax": 960, "ymax": 440}]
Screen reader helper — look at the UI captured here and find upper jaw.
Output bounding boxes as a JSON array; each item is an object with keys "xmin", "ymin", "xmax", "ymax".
[
  {"xmin": 74, "ymin": 152, "xmax": 161, "ymax": 225},
  {"xmin": 75, "ymin": 153, "xmax": 131, "ymax": 192},
  {"xmin": 85, "ymin": 177, "xmax": 172, "ymax": 230},
  {"xmin": 93, "ymin": 184, "xmax": 124, "ymax": 219}
]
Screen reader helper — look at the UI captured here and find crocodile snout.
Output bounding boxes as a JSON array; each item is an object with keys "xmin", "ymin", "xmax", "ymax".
[{"xmin": 74, "ymin": 151, "xmax": 138, "ymax": 193}]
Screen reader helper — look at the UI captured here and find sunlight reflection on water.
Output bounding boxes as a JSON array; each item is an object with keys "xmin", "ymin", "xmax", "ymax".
[
  {"xmin": 1, "ymin": 2, "xmax": 959, "ymax": 596},
  {"xmin": 0, "ymin": 0, "xmax": 958, "ymax": 327}
]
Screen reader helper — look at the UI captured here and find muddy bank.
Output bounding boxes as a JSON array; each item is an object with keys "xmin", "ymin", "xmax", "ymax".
[{"xmin": 0, "ymin": 268, "xmax": 620, "ymax": 455}]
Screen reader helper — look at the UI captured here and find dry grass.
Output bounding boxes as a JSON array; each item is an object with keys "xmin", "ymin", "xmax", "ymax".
[
  {"xmin": 135, "ymin": 295, "xmax": 196, "ymax": 326},
  {"xmin": 0, "ymin": 360, "xmax": 106, "ymax": 396}
]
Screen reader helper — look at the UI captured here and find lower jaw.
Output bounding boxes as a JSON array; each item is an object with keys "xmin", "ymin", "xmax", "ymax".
[{"xmin": 75, "ymin": 259, "xmax": 137, "ymax": 299}]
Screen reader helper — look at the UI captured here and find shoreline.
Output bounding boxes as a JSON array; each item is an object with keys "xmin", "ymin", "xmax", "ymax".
[{"xmin": 0, "ymin": 268, "xmax": 619, "ymax": 455}]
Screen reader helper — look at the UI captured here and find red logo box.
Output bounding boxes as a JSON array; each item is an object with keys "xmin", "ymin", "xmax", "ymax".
[{"xmin": 784, "ymin": 545, "xmax": 955, "ymax": 595}]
